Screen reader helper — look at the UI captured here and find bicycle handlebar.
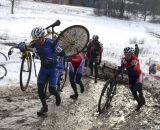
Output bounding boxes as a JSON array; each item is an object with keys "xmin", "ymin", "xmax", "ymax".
[
  {"xmin": 102, "ymin": 63, "xmax": 124, "ymax": 80},
  {"xmin": 45, "ymin": 20, "xmax": 61, "ymax": 30},
  {"xmin": 8, "ymin": 46, "xmax": 19, "ymax": 59}
]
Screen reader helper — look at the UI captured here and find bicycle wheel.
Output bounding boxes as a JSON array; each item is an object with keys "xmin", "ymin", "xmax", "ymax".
[
  {"xmin": 98, "ymin": 79, "xmax": 117, "ymax": 114},
  {"xmin": 20, "ymin": 52, "xmax": 32, "ymax": 91},
  {"xmin": 0, "ymin": 65, "xmax": 7, "ymax": 79},
  {"xmin": 0, "ymin": 52, "xmax": 7, "ymax": 65},
  {"xmin": 57, "ymin": 25, "xmax": 89, "ymax": 57},
  {"xmin": 44, "ymin": 80, "xmax": 51, "ymax": 99},
  {"xmin": 59, "ymin": 62, "xmax": 68, "ymax": 92}
]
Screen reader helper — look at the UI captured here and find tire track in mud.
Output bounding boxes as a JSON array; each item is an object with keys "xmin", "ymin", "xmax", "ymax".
[{"xmin": 0, "ymin": 78, "xmax": 160, "ymax": 130}]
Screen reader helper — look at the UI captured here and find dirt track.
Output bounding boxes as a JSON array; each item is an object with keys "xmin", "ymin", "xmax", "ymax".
[{"xmin": 0, "ymin": 77, "xmax": 160, "ymax": 130}]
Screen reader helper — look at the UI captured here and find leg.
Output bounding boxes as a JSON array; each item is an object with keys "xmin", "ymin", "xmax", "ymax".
[
  {"xmin": 89, "ymin": 58, "xmax": 94, "ymax": 76},
  {"xmin": 76, "ymin": 73, "xmax": 84, "ymax": 93},
  {"xmin": 135, "ymin": 83, "xmax": 145, "ymax": 106},
  {"xmin": 130, "ymin": 86, "xmax": 140, "ymax": 104},
  {"xmin": 69, "ymin": 71, "xmax": 78, "ymax": 99},
  {"xmin": 49, "ymin": 68, "xmax": 61, "ymax": 106},
  {"xmin": 84, "ymin": 58, "xmax": 88, "ymax": 67},
  {"xmin": 37, "ymin": 67, "xmax": 48, "ymax": 116},
  {"xmin": 94, "ymin": 62, "xmax": 98, "ymax": 83},
  {"xmin": 49, "ymin": 85, "xmax": 61, "ymax": 106}
]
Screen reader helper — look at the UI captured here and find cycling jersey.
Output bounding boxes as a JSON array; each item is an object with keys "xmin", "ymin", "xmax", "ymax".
[
  {"xmin": 121, "ymin": 54, "xmax": 141, "ymax": 77},
  {"xmin": 86, "ymin": 40, "xmax": 103, "ymax": 61},
  {"xmin": 69, "ymin": 53, "xmax": 84, "ymax": 74},
  {"xmin": 32, "ymin": 38, "xmax": 65, "ymax": 87},
  {"xmin": 32, "ymin": 38, "xmax": 64, "ymax": 68},
  {"xmin": 121, "ymin": 54, "xmax": 143, "ymax": 87}
]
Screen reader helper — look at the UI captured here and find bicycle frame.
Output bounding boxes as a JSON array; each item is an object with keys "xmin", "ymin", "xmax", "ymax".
[
  {"xmin": 8, "ymin": 46, "xmax": 37, "ymax": 91},
  {"xmin": 98, "ymin": 64, "xmax": 125, "ymax": 114}
]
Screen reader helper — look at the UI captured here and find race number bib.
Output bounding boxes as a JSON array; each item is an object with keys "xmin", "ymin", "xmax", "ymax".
[{"xmin": 56, "ymin": 46, "xmax": 62, "ymax": 53}]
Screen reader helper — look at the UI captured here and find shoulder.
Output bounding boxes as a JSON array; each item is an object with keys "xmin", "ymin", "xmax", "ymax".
[
  {"xmin": 88, "ymin": 39, "xmax": 92, "ymax": 45},
  {"xmin": 99, "ymin": 42, "xmax": 103, "ymax": 48},
  {"xmin": 131, "ymin": 55, "xmax": 139, "ymax": 65},
  {"xmin": 45, "ymin": 38, "xmax": 54, "ymax": 44},
  {"xmin": 45, "ymin": 38, "xmax": 57, "ymax": 48},
  {"xmin": 132, "ymin": 54, "xmax": 139, "ymax": 60}
]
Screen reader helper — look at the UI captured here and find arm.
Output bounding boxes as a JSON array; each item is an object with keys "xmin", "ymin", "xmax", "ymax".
[{"xmin": 18, "ymin": 41, "xmax": 37, "ymax": 53}]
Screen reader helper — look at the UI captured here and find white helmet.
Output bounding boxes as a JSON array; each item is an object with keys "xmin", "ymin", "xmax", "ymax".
[
  {"xmin": 124, "ymin": 47, "xmax": 134, "ymax": 54},
  {"xmin": 31, "ymin": 27, "xmax": 45, "ymax": 38}
]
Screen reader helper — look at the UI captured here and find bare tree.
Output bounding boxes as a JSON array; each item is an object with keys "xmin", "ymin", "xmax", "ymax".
[
  {"xmin": 10, "ymin": 0, "xmax": 15, "ymax": 14},
  {"xmin": 119, "ymin": 0, "xmax": 126, "ymax": 18}
]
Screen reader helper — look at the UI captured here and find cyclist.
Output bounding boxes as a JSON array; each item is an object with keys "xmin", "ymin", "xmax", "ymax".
[
  {"xmin": 116, "ymin": 47, "xmax": 145, "ymax": 111},
  {"xmin": 86, "ymin": 34, "xmax": 103, "ymax": 83},
  {"xmin": 18, "ymin": 27, "xmax": 65, "ymax": 116},
  {"xmin": 68, "ymin": 52, "xmax": 84, "ymax": 100},
  {"xmin": 134, "ymin": 44, "xmax": 139, "ymax": 57}
]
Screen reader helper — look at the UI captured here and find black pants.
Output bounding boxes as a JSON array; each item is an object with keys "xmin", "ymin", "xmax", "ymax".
[
  {"xmin": 130, "ymin": 83, "xmax": 145, "ymax": 104},
  {"xmin": 38, "ymin": 82, "xmax": 58, "ymax": 107},
  {"xmin": 89, "ymin": 58, "xmax": 98, "ymax": 80},
  {"xmin": 69, "ymin": 71, "xmax": 83, "ymax": 95}
]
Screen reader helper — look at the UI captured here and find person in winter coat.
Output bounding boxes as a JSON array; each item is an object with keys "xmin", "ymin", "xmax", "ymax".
[
  {"xmin": 134, "ymin": 44, "xmax": 139, "ymax": 57},
  {"xmin": 68, "ymin": 52, "xmax": 85, "ymax": 100},
  {"xmin": 86, "ymin": 34, "xmax": 103, "ymax": 83}
]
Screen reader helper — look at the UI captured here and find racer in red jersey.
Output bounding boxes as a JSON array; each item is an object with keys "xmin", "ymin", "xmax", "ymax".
[
  {"xmin": 117, "ymin": 47, "xmax": 145, "ymax": 111},
  {"xmin": 68, "ymin": 52, "xmax": 84, "ymax": 100}
]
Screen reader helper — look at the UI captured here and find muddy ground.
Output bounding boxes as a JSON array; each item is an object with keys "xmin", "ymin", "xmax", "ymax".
[{"xmin": 0, "ymin": 76, "xmax": 160, "ymax": 130}]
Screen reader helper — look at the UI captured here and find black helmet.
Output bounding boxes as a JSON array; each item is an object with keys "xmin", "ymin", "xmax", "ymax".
[{"xmin": 92, "ymin": 35, "xmax": 99, "ymax": 41}]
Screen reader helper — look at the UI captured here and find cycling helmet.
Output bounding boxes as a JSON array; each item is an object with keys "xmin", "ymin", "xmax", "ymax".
[
  {"xmin": 124, "ymin": 47, "xmax": 134, "ymax": 54},
  {"xmin": 92, "ymin": 35, "xmax": 99, "ymax": 41},
  {"xmin": 31, "ymin": 27, "xmax": 45, "ymax": 38}
]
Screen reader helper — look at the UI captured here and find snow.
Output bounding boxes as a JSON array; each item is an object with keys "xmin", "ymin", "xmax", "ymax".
[{"xmin": 0, "ymin": 0, "xmax": 160, "ymax": 86}]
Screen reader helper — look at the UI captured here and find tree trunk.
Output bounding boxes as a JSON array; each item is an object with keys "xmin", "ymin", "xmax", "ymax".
[{"xmin": 11, "ymin": 0, "xmax": 14, "ymax": 14}]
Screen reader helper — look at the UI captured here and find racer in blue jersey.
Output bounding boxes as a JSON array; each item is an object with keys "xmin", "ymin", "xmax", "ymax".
[{"xmin": 18, "ymin": 27, "xmax": 65, "ymax": 116}]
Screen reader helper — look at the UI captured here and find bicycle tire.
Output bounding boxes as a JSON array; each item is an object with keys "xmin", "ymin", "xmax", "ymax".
[
  {"xmin": 59, "ymin": 62, "xmax": 68, "ymax": 92},
  {"xmin": 57, "ymin": 25, "xmax": 89, "ymax": 57},
  {"xmin": 20, "ymin": 53, "xmax": 32, "ymax": 91},
  {"xmin": 44, "ymin": 80, "xmax": 51, "ymax": 99},
  {"xmin": 0, "ymin": 52, "xmax": 7, "ymax": 65},
  {"xmin": 98, "ymin": 79, "xmax": 117, "ymax": 114},
  {"xmin": 0, "ymin": 65, "xmax": 7, "ymax": 79}
]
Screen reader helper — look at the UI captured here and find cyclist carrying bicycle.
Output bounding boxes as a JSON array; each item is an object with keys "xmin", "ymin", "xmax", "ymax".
[
  {"xmin": 86, "ymin": 34, "xmax": 103, "ymax": 83},
  {"xmin": 68, "ymin": 52, "xmax": 85, "ymax": 100},
  {"xmin": 116, "ymin": 47, "xmax": 145, "ymax": 111},
  {"xmin": 18, "ymin": 27, "xmax": 65, "ymax": 116}
]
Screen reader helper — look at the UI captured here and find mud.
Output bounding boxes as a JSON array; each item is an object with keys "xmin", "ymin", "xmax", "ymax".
[{"xmin": 0, "ymin": 77, "xmax": 160, "ymax": 130}]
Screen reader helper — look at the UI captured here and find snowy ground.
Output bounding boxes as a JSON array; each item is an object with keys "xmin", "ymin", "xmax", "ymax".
[{"xmin": 0, "ymin": 77, "xmax": 160, "ymax": 130}]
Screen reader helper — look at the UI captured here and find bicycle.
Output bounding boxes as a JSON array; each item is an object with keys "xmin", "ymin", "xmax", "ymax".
[
  {"xmin": 98, "ymin": 65, "xmax": 125, "ymax": 114},
  {"xmin": 44, "ymin": 60, "xmax": 69, "ymax": 99},
  {"xmin": 8, "ymin": 20, "xmax": 89, "ymax": 91},
  {"xmin": 0, "ymin": 52, "xmax": 7, "ymax": 79}
]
